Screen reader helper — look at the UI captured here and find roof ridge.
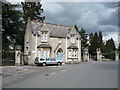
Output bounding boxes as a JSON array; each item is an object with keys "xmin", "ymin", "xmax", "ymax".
[{"xmin": 31, "ymin": 20, "xmax": 71, "ymax": 28}]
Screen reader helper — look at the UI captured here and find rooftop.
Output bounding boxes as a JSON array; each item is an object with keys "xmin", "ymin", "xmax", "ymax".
[
  {"xmin": 29, "ymin": 20, "xmax": 72, "ymax": 38},
  {"xmin": 31, "ymin": 19, "xmax": 71, "ymax": 28}
]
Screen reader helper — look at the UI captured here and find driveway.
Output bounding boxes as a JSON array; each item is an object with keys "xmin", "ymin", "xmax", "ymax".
[{"xmin": 2, "ymin": 61, "xmax": 118, "ymax": 88}]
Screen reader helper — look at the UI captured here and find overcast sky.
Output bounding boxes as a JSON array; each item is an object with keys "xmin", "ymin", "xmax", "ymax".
[
  {"xmin": 7, "ymin": 0, "xmax": 119, "ymax": 47},
  {"xmin": 41, "ymin": 2, "xmax": 118, "ymax": 47}
]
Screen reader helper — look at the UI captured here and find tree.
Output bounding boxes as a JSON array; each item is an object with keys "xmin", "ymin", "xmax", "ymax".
[
  {"xmin": 104, "ymin": 38, "xmax": 116, "ymax": 60},
  {"xmin": 105, "ymin": 38, "xmax": 116, "ymax": 51},
  {"xmin": 2, "ymin": 0, "xmax": 45, "ymax": 51},
  {"xmin": 78, "ymin": 28, "xmax": 88, "ymax": 59},
  {"xmin": 118, "ymin": 43, "xmax": 120, "ymax": 58},
  {"xmin": 2, "ymin": 2, "xmax": 25, "ymax": 51},
  {"xmin": 21, "ymin": 1, "xmax": 45, "ymax": 24},
  {"xmin": 78, "ymin": 28, "xmax": 88, "ymax": 50},
  {"xmin": 98, "ymin": 31, "xmax": 104, "ymax": 52},
  {"xmin": 88, "ymin": 31, "xmax": 105, "ymax": 57},
  {"xmin": 89, "ymin": 33, "xmax": 94, "ymax": 44},
  {"xmin": 89, "ymin": 32, "xmax": 99, "ymax": 55}
]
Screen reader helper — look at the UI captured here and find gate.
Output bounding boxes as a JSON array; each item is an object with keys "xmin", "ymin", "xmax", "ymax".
[{"xmin": 2, "ymin": 50, "xmax": 15, "ymax": 66}]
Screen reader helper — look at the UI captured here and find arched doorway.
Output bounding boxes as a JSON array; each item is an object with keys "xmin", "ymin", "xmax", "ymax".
[{"xmin": 57, "ymin": 48, "xmax": 63, "ymax": 61}]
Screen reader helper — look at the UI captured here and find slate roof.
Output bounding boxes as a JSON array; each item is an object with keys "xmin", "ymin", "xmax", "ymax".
[
  {"xmin": 37, "ymin": 44, "xmax": 51, "ymax": 48},
  {"xmin": 30, "ymin": 20, "xmax": 71, "ymax": 38},
  {"xmin": 67, "ymin": 46, "xmax": 78, "ymax": 49}
]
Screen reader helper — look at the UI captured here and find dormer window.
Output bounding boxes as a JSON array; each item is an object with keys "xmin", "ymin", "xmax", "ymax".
[
  {"xmin": 41, "ymin": 32, "xmax": 48, "ymax": 42},
  {"xmin": 70, "ymin": 34, "xmax": 75, "ymax": 44}
]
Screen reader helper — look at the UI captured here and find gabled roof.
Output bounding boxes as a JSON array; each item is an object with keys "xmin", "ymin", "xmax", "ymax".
[{"xmin": 29, "ymin": 20, "xmax": 79, "ymax": 38}]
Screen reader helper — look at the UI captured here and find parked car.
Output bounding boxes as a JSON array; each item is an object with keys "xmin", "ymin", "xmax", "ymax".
[{"xmin": 34, "ymin": 57, "xmax": 62, "ymax": 66}]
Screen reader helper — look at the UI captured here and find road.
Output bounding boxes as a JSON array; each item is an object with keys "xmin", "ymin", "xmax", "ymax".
[{"xmin": 2, "ymin": 61, "xmax": 118, "ymax": 88}]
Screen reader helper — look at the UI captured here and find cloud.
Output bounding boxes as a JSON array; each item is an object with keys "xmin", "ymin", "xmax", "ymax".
[
  {"xmin": 42, "ymin": 2, "xmax": 118, "ymax": 47},
  {"xmin": 44, "ymin": 2, "xmax": 64, "ymax": 15},
  {"xmin": 98, "ymin": 25, "xmax": 118, "ymax": 32},
  {"xmin": 6, "ymin": 1, "xmax": 119, "ymax": 47},
  {"xmin": 103, "ymin": 31, "xmax": 118, "ymax": 47}
]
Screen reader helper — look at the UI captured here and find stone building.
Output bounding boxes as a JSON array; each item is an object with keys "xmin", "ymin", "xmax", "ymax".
[{"xmin": 24, "ymin": 19, "xmax": 81, "ymax": 65}]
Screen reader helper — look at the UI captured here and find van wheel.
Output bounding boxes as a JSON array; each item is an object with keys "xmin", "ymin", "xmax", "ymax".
[
  {"xmin": 43, "ymin": 63, "xmax": 46, "ymax": 66},
  {"xmin": 57, "ymin": 62, "xmax": 61, "ymax": 66}
]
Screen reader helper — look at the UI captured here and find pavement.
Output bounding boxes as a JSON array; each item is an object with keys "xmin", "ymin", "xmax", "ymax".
[{"xmin": 1, "ymin": 61, "xmax": 118, "ymax": 88}]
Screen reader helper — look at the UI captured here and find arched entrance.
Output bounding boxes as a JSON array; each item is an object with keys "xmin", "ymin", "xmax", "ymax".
[{"xmin": 57, "ymin": 48, "xmax": 63, "ymax": 61}]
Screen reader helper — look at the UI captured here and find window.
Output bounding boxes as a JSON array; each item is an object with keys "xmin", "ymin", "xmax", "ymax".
[
  {"xmin": 38, "ymin": 50, "xmax": 49, "ymax": 59},
  {"xmin": 45, "ymin": 33, "xmax": 47, "ymax": 42},
  {"xmin": 68, "ymin": 49, "xmax": 77, "ymax": 58},
  {"xmin": 75, "ymin": 51, "xmax": 77, "ymax": 58},
  {"xmin": 68, "ymin": 50, "xmax": 72, "ymax": 58},
  {"xmin": 46, "ymin": 58, "xmax": 50, "ymax": 61},
  {"xmin": 41, "ymin": 32, "xmax": 48, "ymax": 42},
  {"xmin": 42, "ymin": 49, "xmax": 49, "ymax": 59},
  {"xmin": 43, "ymin": 50, "xmax": 47, "ymax": 58},
  {"xmin": 70, "ymin": 35, "xmax": 75, "ymax": 44},
  {"xmin": 47, "ymin": 50, "xmax": 49, "ymax": 58},
  {"xmin": 51, "ymin": 58, "xmax": 56, "ymax": 61},
  {"xmin": 40, "ymin": 58, "xmax": 45, "ymax": 61},
  {"xmin": 38, "ymin": 50, "xmax": 41, "ymax": 57}
]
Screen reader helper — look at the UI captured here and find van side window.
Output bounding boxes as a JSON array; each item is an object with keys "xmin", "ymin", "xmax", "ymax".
[
  {"xmin": 51, "ymin": 59, "xmax": 55, "ymax": 61},
  {"xmin": 46, "ymin": 58, "xmax": 50, "ymax": 61},
  {"xmin": 40, "ymin": 58, "xmax": 44, "ymax": 61}
]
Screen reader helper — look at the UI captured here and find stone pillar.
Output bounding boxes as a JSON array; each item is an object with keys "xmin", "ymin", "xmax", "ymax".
[
  {"xmin": 78, "ymin": 38, "xmax": 81, "ymax": 63},
  {"xmin": 96, "ymin": 48, "xmax": 102, "ymax": 61},
  {"xmin": 83, "ymin": 48, "xmax": 89, "ymax": 62},
  {"xmin": 21, "ymin": 52, "xmax": 24, "ymax": 65},
  {"xmin": 66, "ymin": 37, "xmax": 67, "ymax": 63},
  {"xmin": 15, "ymin": 45, "xmax": 22, "ymax": 66},
  {"xmin": 115, "ymin": 49, "xmax": 119, "ymax": 61}
]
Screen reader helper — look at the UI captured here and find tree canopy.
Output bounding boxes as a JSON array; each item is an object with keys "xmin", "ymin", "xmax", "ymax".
[
  {"xmin": 21, "ymin": 1, "xmax": 45, "ymax": 24},
  {"xmin": 2, "ymin": 1, "xmax": 45, "ymax": 51},
  {"xmin": 89, "ymin": 32, "xmax": 99, "ymax": 55},
  {"xmin": 78, "ymin": 28, "xmax": 89, "ymax": 59},
  {"xmin": 2, "ymin": 2, "xmax": 25, "ymax": 51},
  {"xmin": 104, "ymin": 38, "xmax": 116, "ymax": 52},
  {"xmin": 78, "ymin": 28, "xmax": 88, "ymax": 50},
  {"xmin": 103, "ymin": 38, "xmax": 116, "ymax": 59},
  {"xmin": 88, "ymin": 31, "xmax": 116, "ymax": 60}
]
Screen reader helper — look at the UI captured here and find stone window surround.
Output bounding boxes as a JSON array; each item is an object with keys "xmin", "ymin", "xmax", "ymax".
[
  {"xmin": 68, "ymin": 49, "xmax": 78, "ymax": 58},
  {"xmin": 70, "ymin": 34, "xmax": 76, "ymax": 44},
  {"xmin": 37, "ymin": 49, "xmax": 50, "ymax": 59},
  {"xmin": 41, "ymin": 31, "xmax": 48, "ymax": 42}
]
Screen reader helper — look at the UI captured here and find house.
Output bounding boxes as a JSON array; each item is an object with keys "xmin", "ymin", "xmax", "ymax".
[{"xmin": 24, "ymin": 19, "xmax": 81, "ymax": 65}]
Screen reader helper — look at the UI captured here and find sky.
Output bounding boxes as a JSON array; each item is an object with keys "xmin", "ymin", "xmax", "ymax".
[{"xmin": 7, "ymin": 0, "xmax": 119, "ymax": 48}]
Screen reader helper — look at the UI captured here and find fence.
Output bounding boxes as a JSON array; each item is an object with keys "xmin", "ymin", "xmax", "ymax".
[{"xmin": 2, "ymin": 50, "xmax": 15, "ymax": 66}]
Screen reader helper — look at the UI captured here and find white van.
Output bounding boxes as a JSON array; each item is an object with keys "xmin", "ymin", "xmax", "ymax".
[{"xmin": 34, "ymin": 57, "xmax": 62, "ymax": 66}]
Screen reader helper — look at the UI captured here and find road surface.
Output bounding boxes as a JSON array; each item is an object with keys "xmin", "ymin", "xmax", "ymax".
[{"xmin": 2, "ymin": 61, "xmax": 118, "ymax": 88}]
